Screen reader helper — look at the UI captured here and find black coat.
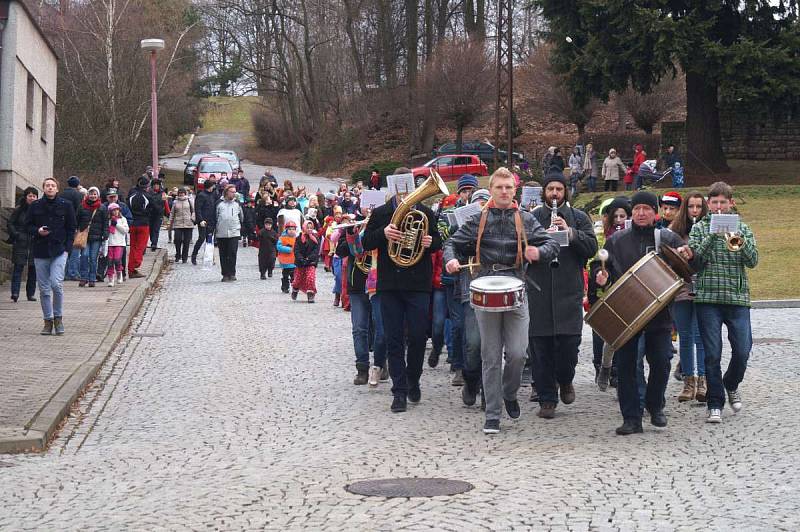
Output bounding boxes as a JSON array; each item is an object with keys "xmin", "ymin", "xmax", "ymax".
[
  {"xmin": 255, "ymin": 202, "xmax": 279, "ymax": 228},
  {"xmin": 58, "ymin": 187, "xmax": 83, "ymax": 219},
  {"xmin": 194, "ymin": 190, "xmax": 217, "ymax": 225},
  {"xmin": 77, "ymin": 202, "xmax": 110, "ymax": 242},
  {"xmin": 527, "ymin": 203, "xmax": 598, "ymax": 336},
  {"xmin": 26, "ymin": 196, "xmax": 77, "ymax": 259},
  {"xmin": 294, "ymin": 234, "xmax": 320, "ymax": 267},
  {"xmin": 242, "ymin": 205, "xmax": 257, "ymax": 233},
  {"xmin": 128, "ymin": 186, "xmax": 153, "ymax": 227},
  {"xmin": 258, "ymin": 228, "xmax": 278, "ymax": 261},
  {"xmin": 8, "ymin": 204, "xmax": 35, "ymax": 265},
  {"xmin": 361, "ymin": 199, "xmax": 442, "ymax": 293},
  {"xmin": 589, "ymin": 224, "xmax": 684, "ymax": 332}
]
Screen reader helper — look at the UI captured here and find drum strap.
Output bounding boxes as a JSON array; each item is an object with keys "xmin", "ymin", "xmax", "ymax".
[{"xmin": 474, "ymin": 207, "xmax": 527, "ymax": 270}]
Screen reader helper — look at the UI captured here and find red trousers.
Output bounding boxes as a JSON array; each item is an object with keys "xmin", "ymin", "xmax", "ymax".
[
  {"xmin": 128, "ymin": 225, "xmax": 150, "ymax": 273},
  {"xmin": 341, "ymin": 257, "xmax": 350, "ymax": 310}
]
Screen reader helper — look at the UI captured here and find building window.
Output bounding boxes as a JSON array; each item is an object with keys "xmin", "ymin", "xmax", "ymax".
[
  {"xmin": 26, "ymin": 74, "xmax": 35, "ymax": 129},
  {"xmin": 40, "ymin": 93, "xmax": 48, "ymax": 142}
]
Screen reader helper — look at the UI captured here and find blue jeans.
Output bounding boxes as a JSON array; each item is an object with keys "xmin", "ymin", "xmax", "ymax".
[
  {"xmin": 431, "ymin": 288, "xmax": 447, "ymax": 353},
  {"xmin": 462, "ymin": 301, "xmax": 482, "ymax": 389},
  {"xmin": 370, "ymin": 294, "xmax": 386, "ymax": 369},
  {"xmin": 445, "ymin": 283, "xmax": 464, "ymax": 370},
  {"xmin": 79, "ymin": 240, "xmax": 102, "ymax": 282},
  {"xmin": 380, "ymin": 291, "xmax": 429, "ymax": 397},
  {"xmin": 350, "ymin": 293, "xmax": 372, "ymax": 369},
  {"xmin": 66, "ymin": 248, "xmax": 80, "ymax": 279},
  {"xmin": 696, "ymin": 304, "xmax": 752, "ymax": 410},
  {"xmin": 673, "ymin": 300, "xmax": 705, "ymax": 376},
  {"xmin": 586, "ymin": 175, "xmax": 597, "ymax": 192},
  {"xmin": 34, "ymin": 253, "xmax": 67, "ymax": 319},
  {"xmin": 617, "ymin": 330, "xmax": 671, "ymax": 420},
  {"xmin": 11, "ymin": 263, "xmax": 36, "ymax": 299},
  {"xmin": 332, "ymin": 256, "xmax": 342, "ymax": 294}
]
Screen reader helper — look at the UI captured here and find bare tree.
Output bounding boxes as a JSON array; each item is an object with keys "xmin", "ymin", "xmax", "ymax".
[
  {"xmin": 425, "ymin": 38, "xmax": 492, "ymax": 152},
  {"xmin": 520, "ymin": 44, "xmax": 598, "ymax": 135},
  {"xmin": 619, "ymin": 74, "xmax": 685, "ymax": 134}
]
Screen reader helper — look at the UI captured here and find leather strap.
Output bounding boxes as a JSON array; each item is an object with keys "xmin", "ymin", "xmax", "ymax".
[
  {"xmin": 474, "ymin": 208, "xmax": 489, "ymax": 268},
  {"xmin": 474, "ymin": 207, "xmax": 527, "ymax": 270}
]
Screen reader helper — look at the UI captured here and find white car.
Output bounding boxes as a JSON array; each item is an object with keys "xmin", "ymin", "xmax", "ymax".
[{"xmin": 210, "ymin": 150, "xmax": 241, "ymax": 172}]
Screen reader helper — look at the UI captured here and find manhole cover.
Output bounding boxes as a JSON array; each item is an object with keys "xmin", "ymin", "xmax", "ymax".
[
  {"xmin": 345, "ymin": 478, "xmax": 473, "ymax": 498},
  {"xmin": 753, "ymin": 338, "xmax": 792, "ymax": 345}
]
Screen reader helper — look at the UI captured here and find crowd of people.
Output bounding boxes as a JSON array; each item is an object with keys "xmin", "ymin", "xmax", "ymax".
[{"xmin": 8, "ymin": 159, "xmax": 757, "ymax": 436}]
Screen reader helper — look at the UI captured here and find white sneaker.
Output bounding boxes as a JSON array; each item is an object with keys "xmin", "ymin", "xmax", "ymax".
[
  {"xmin": 707, "ymin": 408, "xmax": 722, "ymax": 423},
  {"xmin": 727, "ymin": 389, "xmax": 743, "ymax": 413},
  {"xmin": 368, "ymin": 366, "xmax": 380, "ymax": 387},
  {"xmin": 117, "ymin": 272, "xmax": 124, "ymax": 284},
  {"xmin": 108, "ymin": 277, "xmax": 115, "ymax": 287}
]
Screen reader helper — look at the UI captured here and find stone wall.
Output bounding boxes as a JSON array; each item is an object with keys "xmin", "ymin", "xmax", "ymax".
[{"xmin": 661, "ymin": 111, "xmax": 800, "ymax": 161}]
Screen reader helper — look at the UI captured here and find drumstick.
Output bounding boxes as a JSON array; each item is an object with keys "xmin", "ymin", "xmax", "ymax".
[
  {"xmin": 598, "ymin": 249, "xmax": 609, "ymax": 274},
  {"xmin": 456, "ymin": 260, "xmax": 480, "ymax": 271}
]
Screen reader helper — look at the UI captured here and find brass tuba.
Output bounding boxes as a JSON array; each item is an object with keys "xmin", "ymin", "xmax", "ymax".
[
  {"xmin": 388, "ymin": 169, "xmax": 449, "ymax": 267},
  {"xmin": 725, "ymin": 232, "xmax": 743, "ymax": 252}
]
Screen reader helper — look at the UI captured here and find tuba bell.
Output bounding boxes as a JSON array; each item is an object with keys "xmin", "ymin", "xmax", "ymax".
[
  {"xmin": 388, "ymin": 169, "xmax": 449, "ymax": 268},
  {"xmin": 725, "ymin": 232, "xmax": 743, "ymax": 252}
]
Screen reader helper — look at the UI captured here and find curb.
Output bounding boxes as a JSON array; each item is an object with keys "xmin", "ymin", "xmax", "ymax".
[
  {"xmin": 752, "ymin": 299, "xmax": 800, "ymax": 309},
  {"xmin": 0, "ymin": 250, "xmax": 168, "ymax": 454}
]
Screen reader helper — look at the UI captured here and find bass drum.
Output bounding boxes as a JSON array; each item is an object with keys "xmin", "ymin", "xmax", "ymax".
[
  {"xmin": 469, "ymin": 275, "xmax": 526, "ymax": 312},
  {"xmin": 585, "ymin": 251, "xmax": 683, "ymax": 350}
]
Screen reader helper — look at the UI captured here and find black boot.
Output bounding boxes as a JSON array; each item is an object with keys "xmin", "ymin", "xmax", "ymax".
[
  {"xmin": 353, "ymin": 368, "xmax": 369, "ymax": 385},
  {"xmin": 616, "ymin": 418, "xmax": 644, "ymax": 436}
]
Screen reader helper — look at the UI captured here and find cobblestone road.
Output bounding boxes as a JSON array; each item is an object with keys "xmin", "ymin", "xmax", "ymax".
[{"xmin": 1, "ymin": 244, "xmax": 798, "ymax": 530}]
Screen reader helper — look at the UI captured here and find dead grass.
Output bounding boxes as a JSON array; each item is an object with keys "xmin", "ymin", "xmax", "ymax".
[{"xmin": 200, "ymin": 96, "xmax": 259, "ymax": 134}]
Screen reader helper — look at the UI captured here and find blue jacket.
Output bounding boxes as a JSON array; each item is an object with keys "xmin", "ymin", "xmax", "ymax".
[{"xmin": 27, "ymin": 196, "xmax": 77, "ymax": 259}]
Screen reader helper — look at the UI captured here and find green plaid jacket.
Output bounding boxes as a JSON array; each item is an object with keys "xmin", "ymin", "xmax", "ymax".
[{"xmin": 688, "ymin": 218, "xmax": 758, "ymax": 306}]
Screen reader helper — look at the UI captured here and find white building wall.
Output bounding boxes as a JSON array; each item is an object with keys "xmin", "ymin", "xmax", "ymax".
[{"xmin": 0, "ymin": 1, "xmax": 57, "ymax": 208}]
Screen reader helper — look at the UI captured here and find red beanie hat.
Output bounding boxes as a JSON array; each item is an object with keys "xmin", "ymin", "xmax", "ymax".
[{"xmin": 659, "ymin": 191, "xmax": 682, "ymax": 208}]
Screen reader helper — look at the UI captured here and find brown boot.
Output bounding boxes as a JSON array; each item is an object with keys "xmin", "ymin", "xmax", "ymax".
[
  {"xmin": 559, "ymin": 383, "xmax": 576, "ymax": 404},
  {"xmin": 678, "ymin": 375, "xmax": 697, "ymax": 402},
  {"xmin": 333, "ymin": 293, "xmax": 341, "ymax": 307},
  {"xmin": 40, "ymin": 319, "xmax": 54, "ymax": 335},
  {"xmin": 537, "ymin": 402, "xmax": 556, "ymax": 419},
  {"xmin": 695, "ymin": 376, "xmax": 708, "ymax": 403}
]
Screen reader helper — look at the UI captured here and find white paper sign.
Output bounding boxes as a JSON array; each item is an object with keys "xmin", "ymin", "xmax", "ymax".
[
  {"xmin": 358, "ymin": 190, "xmax": 386, "ymax": 211},
  {"xmin": 521, "ymin": 186, "xmax": 542, "ymax": 210},
  {"xmin": 624, "ymin": 219, "xmax": 632, "ymax": 230},
  {"xmin": 710, "ymin": 213, "xmax": 739, "ymax": 234},
  {"xmin": 453, "ymin": 202, "xmax": 483, "ymax": 227},
  {"xmin": 386, "ymin": 173, "xmax": 416, "ymax": 197},
  {"xmin": 549, "ymin": 229, "xmax": 570, "ymax": 247}
]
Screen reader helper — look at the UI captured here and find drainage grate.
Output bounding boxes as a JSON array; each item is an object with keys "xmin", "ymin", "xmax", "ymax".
[
  {"xmin": 345, "ymin": 478, "xmax": 474, "ymax": 498},
  {"xmin": 753, "ymin": 338, "xmax": 792, "ymax": 345},
  {"xmin": 131, "ymin": 331, "xmax": 165, "ymax": 337}
]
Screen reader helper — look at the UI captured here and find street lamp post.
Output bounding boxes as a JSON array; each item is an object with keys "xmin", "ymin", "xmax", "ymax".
[{"xmin": 141, "ymin": 38, "xmax": 165, "ymax": 176}]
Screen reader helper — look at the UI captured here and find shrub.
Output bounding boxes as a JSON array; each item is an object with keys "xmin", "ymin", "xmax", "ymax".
[
  {"xmin": 251, "ymin": 107, "xmax": 305, "ymax": 151},
  {"xmin": 350, "ymin": 160, "xmax": 405, "ymax": 186},
  {"xmin": 303, "ymin": 127, "xmax": 361, "ymax": 173}
]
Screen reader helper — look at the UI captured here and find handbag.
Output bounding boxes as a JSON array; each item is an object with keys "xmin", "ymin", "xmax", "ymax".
[{"xmin": 73, "ymin": 209, "xmax": 97, "ymax": 250}]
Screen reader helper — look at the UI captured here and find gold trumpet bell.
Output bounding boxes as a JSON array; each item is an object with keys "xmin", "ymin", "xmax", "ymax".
[{"xmin": 725, "ymin": 232, "xmax": 743, "ymax": 252}]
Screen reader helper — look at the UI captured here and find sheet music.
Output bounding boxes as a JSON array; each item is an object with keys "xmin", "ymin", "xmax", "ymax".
[
  {"xmin": 521, "ymin": 186, "xmax": 542, "ymax": 210},
  {"xmin": 453, "ymin": 202, "xmax": 483, "ymax": 227},
  {"xmin": 624, "ymin": 219, "xmax": 632, "ymax": 230},
  {"xmin": 358, "ymin": 190, "xmax": 386, "ymax": 211},
  {"xmin": 550, "ymin": 229, "xmax": 570, "ymax": 247},
  {"xmin": 710, "ymin": 213, "xmax": 739, "ymax": 234},
  {"xmin": 386, "ymin": 173, "xmax": 416, "ymax": 197}
]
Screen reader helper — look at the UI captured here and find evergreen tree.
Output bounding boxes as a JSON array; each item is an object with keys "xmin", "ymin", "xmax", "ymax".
[{"xmin": 535, "ymin": 0, "xmax": 800, "ymax": 172}]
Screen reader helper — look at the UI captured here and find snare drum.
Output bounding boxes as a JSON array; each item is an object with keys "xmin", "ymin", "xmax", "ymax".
[{"xmin": 469, "ymin": 275, "xmax": 526, "ymax": 312}]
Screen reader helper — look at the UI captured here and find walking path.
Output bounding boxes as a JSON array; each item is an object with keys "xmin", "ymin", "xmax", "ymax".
[
  {"xmin": 0, "ymin": 249, "xmax": 167, "ymax": 452},
  {"xmin": 0, "ymin": 243, "xmax": 798, "ymax": 529}
]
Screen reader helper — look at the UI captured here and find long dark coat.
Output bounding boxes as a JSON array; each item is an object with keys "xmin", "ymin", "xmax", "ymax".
[
  {"xmin": 526, "ymin": 203, "xmax": 598, "ymax": 336},
  {"xmin": 8, "ymin": 204, "xmax": 35, "ymax": 265}
]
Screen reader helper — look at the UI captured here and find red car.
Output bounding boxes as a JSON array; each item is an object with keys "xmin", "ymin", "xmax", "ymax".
[
  {"xmin": 194, "ymin": 156, "xmax": 234, "ymax": 188},
  {"xmin": 412, "ymin": 154, "xmax": 489, "ymax": 184}
]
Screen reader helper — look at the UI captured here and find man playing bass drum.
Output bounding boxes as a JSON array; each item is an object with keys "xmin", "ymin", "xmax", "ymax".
[
  {"xmin": 527, "ymin": 170, "xmax": 598, "ymax": 419},
  {"xmin": 362, "ymin": 168, "xmax": 442, "ymax": 414},
  {"xmin": 591, "ymin": 191, "xmax": 687, "ymax": 436},
  {"xmin": 445, "ymin": 168, "xmax": 559, "ymax": 435}
]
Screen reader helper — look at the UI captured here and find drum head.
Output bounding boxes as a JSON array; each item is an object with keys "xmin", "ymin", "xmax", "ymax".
[
  {"xmin": 470, "ymin": 275, "xmax": 524, "ymax": 292},
  {"xmin": 660, "ymin": 244, "xmax": 693, "ymax": 282}
]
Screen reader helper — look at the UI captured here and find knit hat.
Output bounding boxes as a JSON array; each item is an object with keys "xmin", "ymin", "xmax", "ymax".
[
  {"xmin": 630, "ymin": 191, "xmax": 659, "ymax": 212},
  {"xmin": 87, "ymin": 186, "xmax": 100, "ymax": 196},
  {"xmin": 659, "ymin": 191, "xmax": 682, "ymax": 208},
  {"xmin": 67, "ymin": 176, "xmax": 80, "ymax": 187},
  {"xmin": 541, "ymin": 169, "xmax": 567, "ymax": 189},
  {"xmin": 601, "ymin": 196, "xmax": 632, "ymax": 217},
  {"xmin": 137, "ymin": 175, "xmax": 149, "ymax": 187},
  {"xmin": 264, "ymin": 217, "xmax": 274, "ymax": 225},
  {"xmin": 107, "ymin": 202, "xmax": 120, "ymax": 211},
  {"xmin": 471, "ymin": 189, "xmax": 491, "ymax": 204},
  {"xmin": 178, "ymin": 187, "xmax": 187, "ymax": 195},
  {"xmin": 457, "ymin": 174, "xmax": 478, "ymax": 193}
]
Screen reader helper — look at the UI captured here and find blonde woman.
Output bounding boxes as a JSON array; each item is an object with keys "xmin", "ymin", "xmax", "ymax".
[{"xmin": 602, "ymin": 148, "xmax": 627, "ymax": 192}]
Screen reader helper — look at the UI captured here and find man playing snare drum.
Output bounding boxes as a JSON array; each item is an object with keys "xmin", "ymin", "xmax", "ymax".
[
  {"xmin": 593, "ymin": 191, "xmax": 685, "ymax": 435},
  {"xmin": 445, "ymin": 168, "xmax": 559, "ymax": 435}
]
